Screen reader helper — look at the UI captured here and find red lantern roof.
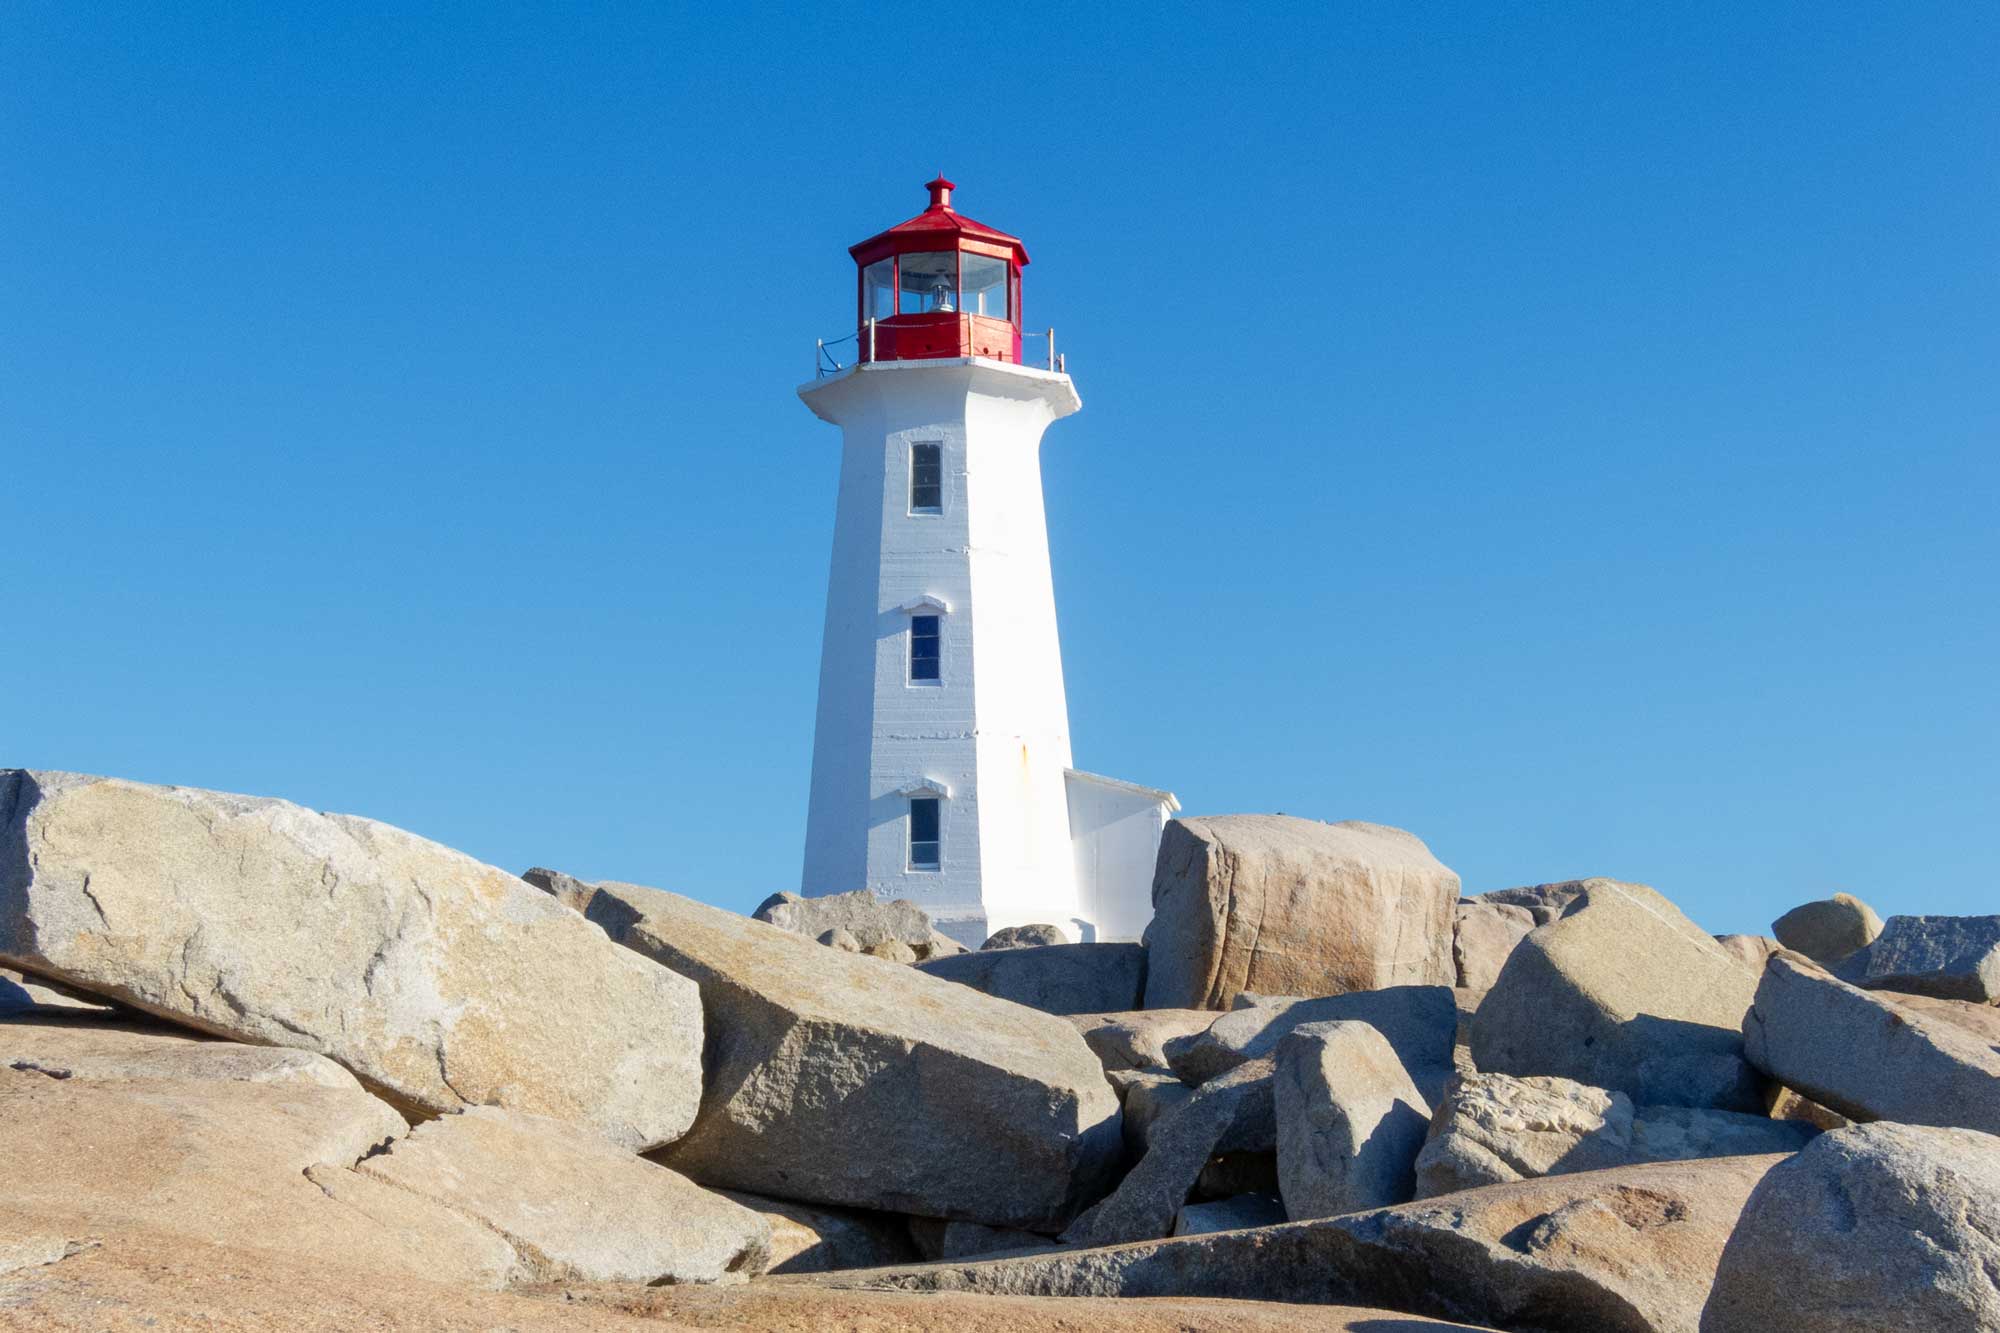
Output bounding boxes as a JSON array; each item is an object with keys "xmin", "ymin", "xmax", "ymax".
[{"xmin": 849, "ymin": 176, "xmax": 1030, "ymax": 268}]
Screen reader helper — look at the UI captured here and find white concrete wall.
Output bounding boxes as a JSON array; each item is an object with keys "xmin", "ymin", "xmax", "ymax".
[
  {"xmin": 1066, "ymin": 770, "xmax": 1177, "ymax": 943},
  {"xmin": 799, "ymin": 358, "xmax": 1083, "ymax": 948}
]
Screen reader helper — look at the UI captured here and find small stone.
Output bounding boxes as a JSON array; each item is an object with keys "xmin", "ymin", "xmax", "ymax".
[
  {"xmin": 1172, "ymin": 1193, "xmax": 1286, "ymax": 1236},
  {"xmin": 1065, "ymin": 1009, "xmax": 1217, "ymax": 1072},
  {"xmin": 983, "ymin": 923, "xmax": 1069, "ymax": 949},
  {"xmin": 1769, "ymin": 892, "xmax": 1883, "ymax": 967},
  {"xmin": 865, "ymin": 938, "xmax": 919, "ymax": 965}
]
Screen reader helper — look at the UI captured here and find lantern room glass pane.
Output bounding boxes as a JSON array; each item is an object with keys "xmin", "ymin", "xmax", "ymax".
[
  {"xmin": 961, "ymin": 254, "xmax": 1009, "ymax": 322},
  {"xmin": 898, "ymin": 251, "xmax": 957, "ymax": 314},
  {"xmin": 862, "ymin": 259, "xmax": 895, "ymax": 321}
]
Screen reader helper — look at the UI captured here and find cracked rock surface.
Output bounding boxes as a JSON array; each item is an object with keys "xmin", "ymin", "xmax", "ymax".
[{"xmin": 0, "ymin": 770, "xmax": 703, "ymax": 1151}]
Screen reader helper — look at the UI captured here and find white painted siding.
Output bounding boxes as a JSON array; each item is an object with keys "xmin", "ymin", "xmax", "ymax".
[
  {"xmin": 799, "ymin": 358, "xmax": 1084, "ymax": 947},
  {"xmin": 1066, "ymin": 769, "xmax": 1179, "ymax": 943}
]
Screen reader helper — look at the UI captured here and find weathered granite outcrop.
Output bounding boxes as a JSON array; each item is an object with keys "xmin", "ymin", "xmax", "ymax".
[
  {"xmin": 1144, "ymin": 816, "xmax": 1458, "ymax": 1011},
  {"xmin": 354, "ymin": 1106, "xmax": 772, "ymax": 1284},
  {"xmin": 752, "ymin": 888, "xmax": 963, "ymax": 961},
  {"xmin": 1276, "ymin": 1020, "xmax": 1431, "ymax": 1218},
  {"xmin": 1413, "ymin": 1069, "xmax": 1812, "ymax": 1198},
  {"xmin": 1702, "ymin": 1122, "xmax": 2000, "ymax": 1331},
  {"xmin": 1452, "ymin": 899, "xmax": 1536, "ymax": 991},
  {"xmin": 807, "ymin": 1154, "xmax": 1784, "ymax": 1333},
  {"xmin": 718, "ymin": 1192, "xmax": 920, "ymax": 1275},
  {"xmin": 529, "ymin": 872, "xmax": 1122, "ymax": 1231},
  {"xmin": 0, "ymin": 771, "xmax": 704, "ymax": 1151},
  {"xmin": 1, "ymin": 1013, "xmax": 364, "ymax": 1090},
  {"xmin": 1742, "ymin": 951, "xmax": 2000, "ymax": 1132},
  {"xmin": 1769, "ymin": 892, "xmax": 1881, "ymax": 967},
  {"xmin": 1066, "ymin": 1009, "xmax": 1216, "ymax": 1072},
  {"xmin": 916, "ymin": 943, "xmax": 1144, "ymax": 1015},
  {"xmin": 1, "ymin": 1063, "xmax": 519, "ymax": 1288},
  {"xmin": 1163, "ymin": 985, "xmax": 1457, "ymax": 1101},
  {"xmin": 1471, "ymin": 880, "xmax": 1765, "ymax": 1111},
  {"xmin": 984, "ymin": 924, "xmax": 1068, "ymax": 950},
  {"xmin": 1835, "ymin": 912, "xmax": 2000, "ymax": 1001},
  {"xmin": 1060, "ymin": 1059, "xmax": 1274, "ymax": 1247}
]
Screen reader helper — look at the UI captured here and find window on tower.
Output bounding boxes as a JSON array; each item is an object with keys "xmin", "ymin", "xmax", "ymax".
[
  {"xmin": 910, "ymin": 614, "xmax": 941, "ymax": 683},
  {"xmin": 961, "ymin": 253, "xmax": 1010, "ymax": 322},
  {"xmin": 910, "ymin": 442, "xmax": 942, "ymax": 513},
  {"xmin": 862, "ymin": 259, "xmax": 896, "ymax": 322},
  {"xmin": 897, "ymin": 251, "xmax": 957, "ymax": 314},
  {"xmin": 909, "ymin": 797, "xmax": 941, "ymax": 870}
]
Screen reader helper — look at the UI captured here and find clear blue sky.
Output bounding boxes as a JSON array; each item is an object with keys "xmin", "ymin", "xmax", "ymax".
[{"xmin": 6, "ymin": 5, "xmax": 1995, "ymax": 937}]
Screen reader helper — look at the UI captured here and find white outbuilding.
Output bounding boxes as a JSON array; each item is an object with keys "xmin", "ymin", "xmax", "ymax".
[{"xmin": 798, "ymin": 177, "xmax": 1176, "ymax": 947}]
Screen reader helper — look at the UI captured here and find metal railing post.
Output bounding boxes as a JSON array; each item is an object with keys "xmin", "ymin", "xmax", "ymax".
[
  {"xmin": 816, "ymin": 339, "xmax": 824, "ymax": 377},
  {"xmin": 867, "ymin": 317, "xmax": 877, "ymax": 363},
  {"xmin": 1046, "ymin": 328, "xmax": 1055, "ymax": 371}
]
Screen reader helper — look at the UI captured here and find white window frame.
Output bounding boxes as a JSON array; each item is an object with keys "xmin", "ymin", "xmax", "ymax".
[{"xmin": 893, "ymin": 779, "xmax": 950, "ymax": 874}]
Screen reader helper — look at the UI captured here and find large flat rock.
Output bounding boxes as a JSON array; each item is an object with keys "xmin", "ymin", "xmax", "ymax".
[
  {"xmin": 0, "ymin": 771, "xmax": 704, "ymax": 1151},
  {"xmin": 355, "ymin": 1105, "xmax": 771, "ymax": 1284},
  {"xmin": 0, "ymin": 1226, "xmax": 1498, "ymax": 1333},
  {"xmin": 1742, "ymin": 951, "xmax": 2000, "ymax": 1132},
  {"xmin": 1470, "ymin": 880, "xmax": 1764, "ymax": 1111},
  {"xmin": 1, "ymin": 1013, "xmax": 364, "ymax": 1090},
  {"xmin": 0, "ymin": 1064, "xmax": 519, "ymax": 1289},
  {"xmin": 915, "ymin": 943, "xmax": 1144, "ymax": 1015},
  {"xmin": 532, "ymin": 873, "xmax": 1123, "ymax": 1232},
  {"xmin": 804, "ymin": 1154, "xmax": 1781, "ymax": 1333},
  {"xmin": 1144, "ymin": 816, "xmax": 1458, "ymax": 1011}
]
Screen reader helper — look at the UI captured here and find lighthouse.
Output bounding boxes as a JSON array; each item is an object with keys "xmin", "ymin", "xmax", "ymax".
[{"xmin": 798, "ymin": 177, "xmax": 1176, "ymax": 948}]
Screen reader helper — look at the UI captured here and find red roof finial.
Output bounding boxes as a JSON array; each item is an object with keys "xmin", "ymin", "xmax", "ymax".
[{"xmin": 925, "ymin": 174, "xmax": 955, "ymax": 211}]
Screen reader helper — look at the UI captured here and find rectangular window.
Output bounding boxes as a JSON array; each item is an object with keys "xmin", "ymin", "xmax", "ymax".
[
  {"xmin": 862, "ymin": 258, "xmax": 895, "ymax": 322},
  {"xmin": 897, "ymin": 250, "xmax": 957, "ymax": 314},
  {"xmin": 909, "ymin": 797, "xmax": 941, "ymax": 870},
  {"xmin": 909, "ymin": 614, "xmax": 941, "ymax": 683},
  {"xmin": 910, "ymin": 441, "xmax": 942, "ymax": 513},
  {"xmin": 961, "ymin": 253, "xmax": 1010, "ymax": 322}
]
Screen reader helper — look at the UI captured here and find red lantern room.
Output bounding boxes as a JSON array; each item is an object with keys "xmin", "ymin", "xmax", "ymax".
[{"xmin": 850, "ymin": 176, "xmax": 1026, "ymax": 364}]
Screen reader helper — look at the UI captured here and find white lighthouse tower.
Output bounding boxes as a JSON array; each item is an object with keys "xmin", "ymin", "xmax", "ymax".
[{"xmin": 798, "ymin": 177, "xmax": 1173, "ymax": 948}]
